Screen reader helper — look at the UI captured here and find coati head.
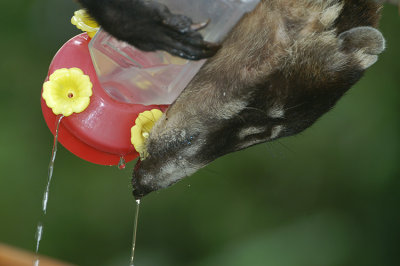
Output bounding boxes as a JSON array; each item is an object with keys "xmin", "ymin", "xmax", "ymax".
[{"xmin": 132, "ymin": 0, "xmax": 386, "ymax": 198}]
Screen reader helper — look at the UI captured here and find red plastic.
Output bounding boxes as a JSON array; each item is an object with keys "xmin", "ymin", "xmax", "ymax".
[{"xmin": 41, "ymin": 33, "xmax": 168, "ymax": 165}]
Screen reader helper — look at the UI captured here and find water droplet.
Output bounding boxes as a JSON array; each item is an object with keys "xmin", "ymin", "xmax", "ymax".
[
  {"xmin": 129, "ymin": 199, "xmax": 141, "ymax": 266},
  {"xmin": 42, "ymin": 116, "xmax": 63, "ymax": 214},
  {"xmin": 35, "ymin": 223, "xmax": 43, "ymax": 251},
  {"xmin": 118, "ymin": 157, "xmax": 126, "ymax": 169},
  {"xmin": 34, "ymin": 222, "xmax": 43, "ymax": 266},
  {"xmin": 35, "ymin": 115, "xmax": 63, "ymax": 265}
]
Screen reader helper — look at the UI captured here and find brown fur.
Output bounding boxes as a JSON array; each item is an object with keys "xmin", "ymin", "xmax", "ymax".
[{"xmin": 132, "ymin": 0, "xmax": 385, "ymax": 198}]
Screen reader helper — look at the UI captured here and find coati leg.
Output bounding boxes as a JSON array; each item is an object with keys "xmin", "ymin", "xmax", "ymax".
[{"xmin": 76, "ymin": 0, "xmax": 219, "ymax": 60}]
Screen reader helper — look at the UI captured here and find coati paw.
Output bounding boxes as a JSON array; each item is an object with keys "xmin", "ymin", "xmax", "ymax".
[
  {"xmin": 78, "ymin": 0, "xmax": 220, "ymax": 60},
  {"xmin": 132, "ymin": 1, "xmax": 220, "ymax": 60},
  {"xmin": 339, "ymin": 26, "xmax": 385, "ymax": 69}
]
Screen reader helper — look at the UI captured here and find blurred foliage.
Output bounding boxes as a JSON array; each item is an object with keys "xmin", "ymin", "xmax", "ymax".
[{"xmin": 0, "ymin": 1, "xmax": 399, "ymax": 265}]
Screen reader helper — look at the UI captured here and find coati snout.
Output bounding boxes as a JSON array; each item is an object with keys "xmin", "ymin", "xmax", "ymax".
[{"xmin": 77, "ymin": 0, "xmax": 385, "ymax": 198}]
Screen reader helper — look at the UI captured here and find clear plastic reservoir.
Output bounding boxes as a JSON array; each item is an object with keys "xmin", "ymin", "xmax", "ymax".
[{"xmin": 89, "ymin": 0, "xmax": 260, "ymax": 105}]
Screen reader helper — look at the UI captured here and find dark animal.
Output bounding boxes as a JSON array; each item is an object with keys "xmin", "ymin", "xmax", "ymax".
[{"xmin": 78, "ymin": 0, "xmax": 385, "ymax": 198}]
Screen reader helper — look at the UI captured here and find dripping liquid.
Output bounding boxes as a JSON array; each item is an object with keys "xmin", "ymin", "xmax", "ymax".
[
  {"xmin": 129, "ymin": 199, "xmax": 141, "ymax": 266},
  {"xmin": 118, "ymin": 156, "xmax": 126, "ymax": 169},
  {"xmin": 34, "ymin": 115, "xmax": 63, "ymax": 266}
]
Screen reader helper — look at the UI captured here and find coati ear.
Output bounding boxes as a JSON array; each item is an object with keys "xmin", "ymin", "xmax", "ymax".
[{"xmin": 339, "ymin": 26, "xmax": 385, "ymax": 69}]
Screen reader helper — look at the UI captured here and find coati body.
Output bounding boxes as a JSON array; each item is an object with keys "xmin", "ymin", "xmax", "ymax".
[{"xmin": 78, "ymin": 0, "xmax": 385, "ymax": 198}]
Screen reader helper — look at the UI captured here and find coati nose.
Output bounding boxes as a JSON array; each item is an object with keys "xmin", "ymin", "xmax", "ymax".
[
  {"xmin": 132, "ymin": 180, "xmax": 152, "ymax": 199},
  {"xmin": 132, "ymin": 160, "xmax": 153, "ymax": 199}
]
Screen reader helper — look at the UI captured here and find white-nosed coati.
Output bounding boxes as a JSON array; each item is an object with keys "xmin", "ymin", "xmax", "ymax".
[{"xmin": 77, "ymin": 0, "xmax": 386, "ymax": 198}]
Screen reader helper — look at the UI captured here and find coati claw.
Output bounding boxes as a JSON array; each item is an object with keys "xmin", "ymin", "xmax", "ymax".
[
  {"xmin": 160, "ymin": 15, "xmax": 218, "ymax": 59},
  {"xmin": 168, "ymin": 41, "xmax": 221, "ymax": 60},
  {"xmin": 162, "ymin": 14, "xmax": 194, "ymax": 33},
  {"xmin": 190, "ymin": 20, "xmax": 210, "ymax": 31}
]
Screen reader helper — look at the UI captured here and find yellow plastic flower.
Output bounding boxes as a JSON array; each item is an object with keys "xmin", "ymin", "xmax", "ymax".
[
  {"xmin": 42, "ymin": 68, "xmax": 93, "ymax": 116},
  {"xmin": 71, "ymin": 9, "xmax": 99, "ymax": 38},
  {"xmin": 131, "ymin": 109, "xmax": 163, "ymax": 159}
]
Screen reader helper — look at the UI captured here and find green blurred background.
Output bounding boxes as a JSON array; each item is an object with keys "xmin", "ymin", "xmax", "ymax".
[{"xmin": 0, "ymin": 1, "xmax": 399, "ymax": 265}]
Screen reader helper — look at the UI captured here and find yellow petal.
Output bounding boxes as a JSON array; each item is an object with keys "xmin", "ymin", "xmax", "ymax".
[
  {"xmin": 71, "ymin": 97, "xmax": 91, "ymax": 114},
  {"xmin": 42, "ymin": 68, "xmax": 93, "ymax": 116},
  {"xmin": 71, "ymin": 9, "xmax": 99, "ymax": 38},
  {"xmin": 131, "ymin": 109, "xmax": 163, "ymax": 159}
]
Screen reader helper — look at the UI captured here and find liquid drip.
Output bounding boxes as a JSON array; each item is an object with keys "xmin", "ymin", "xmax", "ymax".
[
  {"xmin": 33, "ymin": 222, "xmax": 43, "ymax": 266},
  {"xmin": 34, "ymin": 115, "xmax": 63, "ymax": 266},
  {"xmin": 118, "ymin": 156, "xmax": 126, "ymax": 169},
  {"xmin": 129, "ymin": 199, "xmax": 141, "ymax": 266}
]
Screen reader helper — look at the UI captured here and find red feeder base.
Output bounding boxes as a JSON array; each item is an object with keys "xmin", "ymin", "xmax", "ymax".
[{"xmin": 41, "ymin": 33, "xmax": 168, "ymax": 165}]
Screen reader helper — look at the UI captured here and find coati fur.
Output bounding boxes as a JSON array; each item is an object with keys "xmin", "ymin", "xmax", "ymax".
[{"xmin": 77, "ymin": 0, "xmax": 386, "ymax": 198}]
